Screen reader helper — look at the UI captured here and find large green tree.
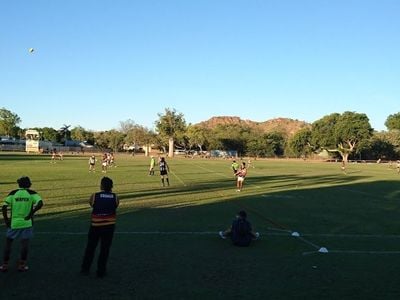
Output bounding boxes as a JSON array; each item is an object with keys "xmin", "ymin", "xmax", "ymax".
[
  {"xmin": 310, "ymin": 113, "xmax": 340, "ymax": 150},
  {"xmin": 30, "ymin": 127, "xmax": 59, "ymax": 142},
  {"xmin": 94, "ymin": 130, "xmax": 125, "ymax": 152},
  {"xmin": 186, "ymin": 125, "xmax": 210, "ymax": 152},
  {"xmin": 40, "ymin": 127, "xmax": 59, "ymax": 142},
  {"xmin": 311, "ymin": 112, "xmax": 373, "ymax": 162},
  {"xmin": 120, "ymin": 120, "xmax": 155, "ymax": 156},
  {"xmin": 357, "ymin": 134, "xmax": 397, "ymax": 160},
  {"xmin": 287, "ymin": 128, "xmax": 312, "ymax": 158},
  {"xmin": 155, "ymin": 108, "xmax": 187, "ymax": 157},
  {"xmin": 385, "ymin": 112, "xmax": 400, "ymax": 131},
  {"xmin": 367, "ymin": 130, "xmax": 400, "ymax": 159},
  {"xmin": 246, "ymin": 131, "xmax": 285, "ymax": 157},
  {"xmin": 207, "ymin": 124, "xmax": 252, "ymax": 155},
  {"xmin": 0, "ymin": 108, "xmax": 21, "ymax": 137},
  {"xmin": 71, "ymin": 126, "xmax": 94, "ymax": 144}
]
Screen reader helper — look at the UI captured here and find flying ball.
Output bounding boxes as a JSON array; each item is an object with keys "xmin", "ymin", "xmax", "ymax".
[{"xmin": 29, "ymin": 48, "xmax": 34, "ymax": 53}]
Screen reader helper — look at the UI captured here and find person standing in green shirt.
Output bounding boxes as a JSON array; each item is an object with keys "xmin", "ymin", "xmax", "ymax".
[
  {"xmin": 0, "ymin": 176, "xmax": 43, "ymax": 272},
  {"xmin": 231, "ymin": 160, "xmax": 239, "ymax": 175}
]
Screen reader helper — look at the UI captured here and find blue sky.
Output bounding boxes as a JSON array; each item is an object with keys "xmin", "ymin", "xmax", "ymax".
[{"xmin": 1, "ymin": 0, "xmax": 399, "ymax": 132}]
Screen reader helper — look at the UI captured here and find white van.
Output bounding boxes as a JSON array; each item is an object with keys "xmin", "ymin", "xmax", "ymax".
[{"xmin": 174, "ymin": 150, "xmax": 186, "ymax": 155}]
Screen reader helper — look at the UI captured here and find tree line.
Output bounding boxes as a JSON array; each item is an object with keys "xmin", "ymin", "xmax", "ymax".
[{"xmin": 1, "ymin": 107, "xmax": 400, "ymax": 160}]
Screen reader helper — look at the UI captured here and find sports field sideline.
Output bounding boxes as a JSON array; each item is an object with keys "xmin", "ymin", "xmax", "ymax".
[{"xmin": 0, "ymin": 153, "xmax": 400, "ymax": 299}]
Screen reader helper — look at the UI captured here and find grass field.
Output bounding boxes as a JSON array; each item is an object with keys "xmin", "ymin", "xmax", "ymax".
[{"xmin": 0, "ymin": 153, "xmax": 400, "ymax": 299}]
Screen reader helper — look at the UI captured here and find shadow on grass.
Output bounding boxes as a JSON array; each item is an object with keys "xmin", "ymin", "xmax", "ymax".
[
  {"xmin": 2, "ymin": 178, "xmax": 400, "ymax": 299},
  {"xmin": 35, "ymin": 173, "xmax": 398, "ymax": 236}
]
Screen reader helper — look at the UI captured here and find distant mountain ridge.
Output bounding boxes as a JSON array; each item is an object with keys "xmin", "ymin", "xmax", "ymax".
[{"xmin": 196, "ymin": 116, "xmax": 310, "ymax": 136}]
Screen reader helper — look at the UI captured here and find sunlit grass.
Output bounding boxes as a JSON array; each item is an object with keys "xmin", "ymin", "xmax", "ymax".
[{"xmin": 0, "ymin": 153, "xmax": 399, "ymax": 299}]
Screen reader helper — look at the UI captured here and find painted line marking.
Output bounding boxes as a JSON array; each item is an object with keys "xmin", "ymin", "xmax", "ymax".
[
  {"xmin": 35, "ymin": 230, "xmax": 400, "ymax": 255},
  {"xmin": 169, "ymin": 170, "xmax": 187, "ymax": 186},
  {"xmin": 303, "ymin": 250, "xmax": 400, "ymax": 256},
  {"xmin": 34, "ymin": 230, "xmax": 400, "ymax": 239}
]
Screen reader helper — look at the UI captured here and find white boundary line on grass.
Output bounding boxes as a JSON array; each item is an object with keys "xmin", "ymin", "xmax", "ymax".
[
  {"xmin": 302, "ymin": 250, "xmax": 400, "ymax": 256},
  {"xmin": 33, "ymin": 230, "xmax": 400, "ymax": 239},
  {"xmin": 34, "ymin": 230, "xmax": 292, "ymax": 236},
  {"xmin": 35, "ymin": 231, "xmax": 220, "ymax": 236},
  {"xmin": 192, "ymin": 163, "xmax": 231, "ymax": 179},
  {"xmin": 301, "ymin": 233, "xmax": 400, "ymax": 239},
  {"xmin": 191, "ymin": 164, "xmax": 326, "ymax": 250},
  {"xmin": 35, "ymin": 230, "xmax": 318, "ymax": 236},
  {"xmin": 35, "ymin": 230, "xmax": 400, "ymax": 256},
  {"xmin": 169, "ymin": 170, "xmax": 187, "ymax": 186},
  {"xmin": 139, "ymin": 162, "xmax": 400, "ymax": 255}
]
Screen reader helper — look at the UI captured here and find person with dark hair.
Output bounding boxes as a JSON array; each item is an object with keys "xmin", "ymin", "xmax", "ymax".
[
  {"xmin": 219, "ymin": 210, "xmax": 259, "ymax": 247},
  {"xmin": 159, "ymin": 157, "xmax": 170, "ymax": 187},
  {"xmin": 81, "ymin": 177, "xmax": 119, "ymax": 278},
  {"xmin": 1, "ymin": 176, "xmax": 43, "ymax": 272},
  {"xmin": 101, "ymin": 153, "xmax": 108, "ymax": 173},
  {"xmin": 235, "ymin": 162, "xmax": 248, "ymax": 192}
]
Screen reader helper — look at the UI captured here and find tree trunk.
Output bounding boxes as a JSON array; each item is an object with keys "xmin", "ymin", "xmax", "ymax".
[
  {"xmin": 341, "ymin": 152, "xmax": 349, "ymax": 163},
  {"xmin": 168, "ymin": 137, "xmax": 174, "ymax": 157}
]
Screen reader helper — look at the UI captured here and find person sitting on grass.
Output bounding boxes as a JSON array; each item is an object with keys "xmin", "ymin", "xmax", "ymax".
[
  {"xmin": 219, "ymin": 210, "xmax": 259, "ymax": 247},
  {"xmin": 0, "ymin": 176, "xmax": 43, "ymax": 272}
]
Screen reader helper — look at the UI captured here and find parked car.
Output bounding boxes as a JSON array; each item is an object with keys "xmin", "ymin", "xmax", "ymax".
[{"xmin": 174, "ymin": 150, "xmax": 186, "ymax": 155}]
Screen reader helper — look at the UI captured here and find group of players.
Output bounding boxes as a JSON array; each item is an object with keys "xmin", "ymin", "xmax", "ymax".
[
  {"xmin": 89, "ymin": 153, "xmax": 248, "ymax": 191},
  {"xmin": 0, "ymin": 172, "xmax": 258, "ymax": 277},
  {"xmin": 88, "ymin": 153, "xmax": 116, "ymax": 173},
  {"xmin": 0, "ymin": 151, "xmax": 258, "ymax": 276},
  {"xmin": 89, "ymin": 153, "xmax": 171, "ymax": 187},
  {"xmin": 149, "ymin": 156, "xmax": 170, "ymax": 187},
  {"xmin": 50, "ymin": 149, "xmax": 64, "ymax": 163}
]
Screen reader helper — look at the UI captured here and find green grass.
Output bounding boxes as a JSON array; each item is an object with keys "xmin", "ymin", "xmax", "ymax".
[{"xmin": 1, "ymin": 153, "xmax": 400, "ymax": 299}]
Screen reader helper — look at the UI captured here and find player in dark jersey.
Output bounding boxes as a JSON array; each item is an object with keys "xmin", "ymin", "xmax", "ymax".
[
  {"xmin": 159, "ymin": 157, "xmax": 170, "ymax": 187},
  {"xmin": 81, "ymin": 177, "xmax": 119, "ymax": 278}
]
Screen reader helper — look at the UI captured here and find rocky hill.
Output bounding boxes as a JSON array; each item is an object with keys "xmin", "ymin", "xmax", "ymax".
[{"xmin": 197, "ymin": 116, "xmax": 310, "ymax": 136}]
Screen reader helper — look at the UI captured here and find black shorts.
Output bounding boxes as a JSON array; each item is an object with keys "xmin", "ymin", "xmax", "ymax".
[{"xmin": 160, "ymin": 170, "xmax": 168, "ymax": 176}]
